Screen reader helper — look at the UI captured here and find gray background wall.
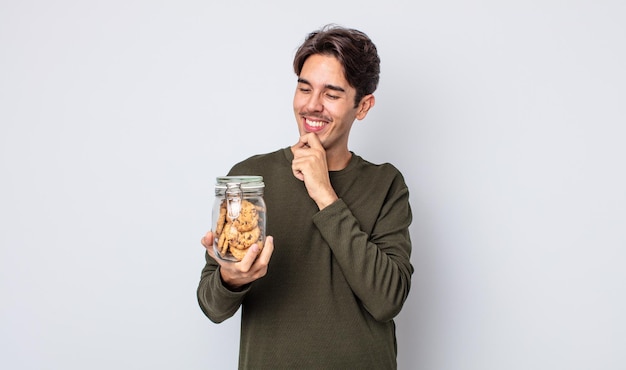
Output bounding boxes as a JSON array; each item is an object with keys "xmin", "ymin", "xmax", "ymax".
[{"xmin": 1, "ymin": 1, "xmax": 624, "ymax": 369}]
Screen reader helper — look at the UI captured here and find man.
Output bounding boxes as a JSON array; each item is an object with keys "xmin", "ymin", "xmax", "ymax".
[{"xmin": 198, "ymin": 24, "xmax": 414, "ymax": 369}]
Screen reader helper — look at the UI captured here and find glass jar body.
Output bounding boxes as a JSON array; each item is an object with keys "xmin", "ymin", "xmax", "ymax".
[{"xmin": 212, "ymin": 176, "xmax": 266, "ymax": 261}]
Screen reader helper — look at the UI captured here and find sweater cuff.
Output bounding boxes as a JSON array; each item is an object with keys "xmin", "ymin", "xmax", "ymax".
[{"xmin": 312, "ymin": 198, "xmax": 347, "ymax": 225}]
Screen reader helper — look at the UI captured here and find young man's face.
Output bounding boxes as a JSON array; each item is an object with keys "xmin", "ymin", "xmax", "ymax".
[{"xmin": 293, "ymin": 54, "xmax": 372, "ymax": 154}]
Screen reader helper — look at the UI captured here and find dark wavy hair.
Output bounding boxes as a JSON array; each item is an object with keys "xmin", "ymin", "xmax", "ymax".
[{"xmin": 293, "ymin": 25, "xmax": 380, "ymax": 108}]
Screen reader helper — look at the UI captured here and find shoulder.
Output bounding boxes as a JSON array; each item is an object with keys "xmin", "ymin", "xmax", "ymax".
[
  {"xmin": 354, "ymin": 155, "xmax": 407, "ymax": 183},
  {"xmin": 341, "ymin": 154, "xmax": 410, "ymax": 196},
  {"xmin": 228, "ymin": 148, "xmax": 290, "ymax": 176}
]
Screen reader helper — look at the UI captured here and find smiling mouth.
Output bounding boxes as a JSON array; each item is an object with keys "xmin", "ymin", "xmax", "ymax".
[{"xmin": 304, "ymin": 117, "xmax": 328, "ymax": 132}]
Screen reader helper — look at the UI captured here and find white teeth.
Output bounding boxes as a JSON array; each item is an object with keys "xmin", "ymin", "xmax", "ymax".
[{"xmin": 306, "ymin": 118, "xmax": 325, "ymax": 127}]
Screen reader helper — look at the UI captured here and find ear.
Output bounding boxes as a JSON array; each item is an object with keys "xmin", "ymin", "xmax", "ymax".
[{"xmin": 355, "ymin": 94, "xmax": 375, "ymax": 120}]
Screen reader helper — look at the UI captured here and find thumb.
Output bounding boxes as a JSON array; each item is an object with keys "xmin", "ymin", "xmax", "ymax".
[{"xmin": 204, "ymin": 232, "xmax": 218, "ymax": 261}]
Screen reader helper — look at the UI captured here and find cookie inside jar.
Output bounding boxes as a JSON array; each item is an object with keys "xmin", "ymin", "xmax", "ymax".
[{"xmin": 212, "ymin": 176, "xmax": 266, "ymax": 261}]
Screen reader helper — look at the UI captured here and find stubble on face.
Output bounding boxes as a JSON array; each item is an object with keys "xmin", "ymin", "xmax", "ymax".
[{"xmin": 292, "ymin": 54, "xmax": 359, "ymax": 154}]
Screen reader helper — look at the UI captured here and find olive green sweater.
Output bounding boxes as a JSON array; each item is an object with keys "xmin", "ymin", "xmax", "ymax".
[{"xmin": 197, "ymin": 148, "xmax": 413, "ymax": 369}]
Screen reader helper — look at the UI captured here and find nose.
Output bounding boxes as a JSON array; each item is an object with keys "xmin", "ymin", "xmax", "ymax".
[{"xmin": 305, "ymin": 93, "xmax": 323, "ymax": 112}]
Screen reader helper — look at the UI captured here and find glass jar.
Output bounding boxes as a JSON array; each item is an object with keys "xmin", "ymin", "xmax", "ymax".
[{"xmin": 212, "ymin": 176, "xmax": 266, "ymax": 261}]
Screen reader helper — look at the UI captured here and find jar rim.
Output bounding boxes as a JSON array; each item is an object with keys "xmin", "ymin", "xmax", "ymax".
[{"xmin": 215, "ymin": 175, "xmax": 264, "ymax": 190}]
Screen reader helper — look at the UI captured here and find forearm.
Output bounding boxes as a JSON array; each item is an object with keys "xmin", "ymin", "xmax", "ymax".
[
  {"xmin": 313, "ymin": 199, "xmax": 413, "ymax": 322},
  {"xmin": 196, "ymin": 252, "xmax": 248, "ymax": 323}
]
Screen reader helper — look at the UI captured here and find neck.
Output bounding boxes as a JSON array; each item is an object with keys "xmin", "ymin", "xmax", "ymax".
[{"xmin": 326, "ymin": 149, "xmax": 352, "ymax": 171}]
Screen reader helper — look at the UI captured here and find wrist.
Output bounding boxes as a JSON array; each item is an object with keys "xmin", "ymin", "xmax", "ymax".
[
  {"xmin": 219, "ymin": 268, "xmax": 247, "ymax": 292},
  {"xmin": 316, "ymin": 194, "xmax": 338, "ymax": 210}
]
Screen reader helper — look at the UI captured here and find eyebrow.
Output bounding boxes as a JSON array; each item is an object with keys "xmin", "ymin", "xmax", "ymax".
[{"xmin": 297, "ymin": 78, "xmax": 346, "ymax": 93}]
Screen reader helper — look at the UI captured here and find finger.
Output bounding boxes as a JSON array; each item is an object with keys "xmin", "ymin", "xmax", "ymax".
[
  {"xmin": 201, "ymin": 231, "xmax": 214, "ymax": 249},
  {"xmin": 294, "ymin": 134, "xmax": 312, "ymax": 149},
  {"xmin": 257, "ymin": 236, "xmax": 274, "ymax": 265},
  {"xmin": 300, "ymin": 132, "xmax": 322, "ymax": 149},
  {"xmin": 239, "ymin": 243, "xmax": 261, "ymax": 269},
  {"xmin": 207, "ymin": 244, "xmax": 217, "ymax": 260},
  {"xmin": 292, "ymin": 160, "xmax": 305, "ymax": 181},
  {"xmin": 293, "ymin": 138, "xmax": 308, "ymax": 149}
]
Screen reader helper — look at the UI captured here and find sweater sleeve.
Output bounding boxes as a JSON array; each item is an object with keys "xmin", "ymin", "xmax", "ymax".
[
  {"xmin": 196, "ymin": 252, "xmax": 249, "ymax": 323},
  {"xmin": 312, "ymin": 182, "xmax": 413, "ymax": 322}
]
